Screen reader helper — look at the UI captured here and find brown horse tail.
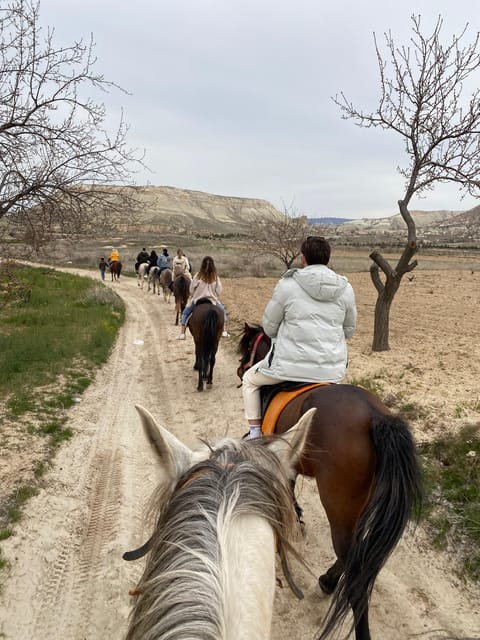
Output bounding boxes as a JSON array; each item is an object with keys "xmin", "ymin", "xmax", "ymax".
[{"xmin": 319, "ymin": 414, "xmax": 423, "ymax": 639}]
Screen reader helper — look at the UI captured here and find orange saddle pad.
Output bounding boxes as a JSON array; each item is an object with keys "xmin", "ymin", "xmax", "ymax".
[{"xmin": 261, "ymin": 382, "xmax": 331, "ymax": 435}]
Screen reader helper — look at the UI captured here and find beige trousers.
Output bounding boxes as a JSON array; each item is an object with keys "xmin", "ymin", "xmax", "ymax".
[{"xmin": 241, "ymin": 360, "xmax": 284, "ymax": 421}]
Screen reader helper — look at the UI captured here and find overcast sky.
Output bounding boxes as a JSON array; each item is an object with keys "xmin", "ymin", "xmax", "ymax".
[{"xmin": 38, "ymin": 0, "xmax": 479, "ymax": 219}]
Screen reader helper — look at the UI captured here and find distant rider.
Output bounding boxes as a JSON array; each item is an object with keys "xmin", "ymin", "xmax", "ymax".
[
  {"xmin": 109, "ymin": 248, "xmax": 120, "ymax": 263},
  {"xmin": 135, "ymin": 248, "xmax": 149, "ymax": 273},
  {"xmin": 157, "ymin": 248, "xmax": 171, "ymax": 272}
]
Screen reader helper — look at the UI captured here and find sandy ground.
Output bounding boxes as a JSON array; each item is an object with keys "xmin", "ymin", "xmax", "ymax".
[{"xmin": 0, "ymin": 264, "xmax": 480, "ymax": 640}]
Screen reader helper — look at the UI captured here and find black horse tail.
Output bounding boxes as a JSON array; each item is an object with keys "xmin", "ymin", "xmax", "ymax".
[
  {"xmin": 198, "ymin": 309, "xmax": 219, "ymax": 377},
  {"xmin": 319, "ymin": 414, "xmax": 423, "ymax": 639}
]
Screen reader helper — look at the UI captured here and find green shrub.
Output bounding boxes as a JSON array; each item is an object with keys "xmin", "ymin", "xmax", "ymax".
[{"xmin": 420, "ymin": 424, "xmax": 480, "ymax": 581}]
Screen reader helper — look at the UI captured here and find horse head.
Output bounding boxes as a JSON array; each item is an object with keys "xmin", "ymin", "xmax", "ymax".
[
  {"xmin": 237, "ymin": 322, "xmax": 271, "ymax": 383},
  {"xmin": 123, "ymin": 404, "xmax": 315, "ymax": 559}
]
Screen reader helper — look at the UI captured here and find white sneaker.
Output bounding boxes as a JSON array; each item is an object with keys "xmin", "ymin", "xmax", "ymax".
[
  {"xmin": 176, "ymin": 334, "xmax": 186, "ymax": 340},
  {"xmin": 222, "ymin": 331, "xmax": 230, "ymax": 338},
  {"xmin": 246, "ymin": 426, "xmax": 262, "ymax": 440}
]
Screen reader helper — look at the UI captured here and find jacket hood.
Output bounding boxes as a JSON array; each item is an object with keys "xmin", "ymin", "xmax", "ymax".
[{"xmin": 285, "ymin": 265, "xmax": 348, "ymax": 302}]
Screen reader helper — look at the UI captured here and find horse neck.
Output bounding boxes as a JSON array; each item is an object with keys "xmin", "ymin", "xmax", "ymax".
[
  {"xmin": 221, "ymin": 515, "xmax": 276, "ymax": 639},
  {"xmin": 242, "ymin": 329, "xmax": 271, "ymax": 370}
]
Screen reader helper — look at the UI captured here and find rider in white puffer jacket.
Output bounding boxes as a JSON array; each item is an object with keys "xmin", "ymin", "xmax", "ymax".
[
  {"xmin": 242, "ymin": 236, "xmax": 357, "ymax": 439},
  {"xmin": 260, "ymin": 263, "xmax": 356, "ymax": 382}
]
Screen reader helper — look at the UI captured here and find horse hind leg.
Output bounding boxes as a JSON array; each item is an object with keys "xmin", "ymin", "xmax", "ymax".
[
  {"xmin": 318, "ymin": 525, "xmax": 371, "ymax": 640},
  {"xmin": 206, "ymin": 354, "xmax": 215, "ymax": 389},
  {"xmin": 197, "ymin": 360, "xmax": 204, "ymax": 391},
  {"xmin": 289, "ymin": 478, "xmax": 306, "ymax": 535},
  {"xmin": 318, "ymin": 558, "xmax": 342, "ymax": 595}
]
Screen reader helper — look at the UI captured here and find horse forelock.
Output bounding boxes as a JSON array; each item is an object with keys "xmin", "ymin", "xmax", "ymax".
[{"xmin": 126, "ymin": 437, "xmax": 300, "ymax": 640}]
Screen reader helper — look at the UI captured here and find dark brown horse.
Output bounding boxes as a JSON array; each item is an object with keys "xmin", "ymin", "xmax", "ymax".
[
  {"xmin": 172, "ymin": 274, "xmax": 190, "ymax": 325},
  {"xmin": 237, "ymin": 323, "xmax": 423, "ymax": 640},
  {"xmin": 110, "ymin": 261, "xmax": 122, "ymax": 281},
  {"xmin": 188, "ymin": 300, "xmax": 224, "ymax": 391}
]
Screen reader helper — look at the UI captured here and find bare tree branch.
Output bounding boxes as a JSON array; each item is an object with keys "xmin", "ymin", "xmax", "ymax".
[
  {"xmin": 0, "ymin": 0, "xmax": 148, "ymax": 254},
  {"xmin": 248, "ymin": 206, "xmax": 313, "ymax": 270}
]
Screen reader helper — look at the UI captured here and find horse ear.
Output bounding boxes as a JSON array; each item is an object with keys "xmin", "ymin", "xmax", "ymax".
[
  {"xmin": 135, "ymin": 405, "xmax": 194, "ymax": 479},
  {"xmin": 268, "ymin": 407, "xmax": 316, "ymax": 471}
]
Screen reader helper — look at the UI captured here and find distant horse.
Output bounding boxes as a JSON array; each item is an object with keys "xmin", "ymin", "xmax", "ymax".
[
  {"xmin": 159, "ymin": 268, "xmax": 173, "ymax": 303},
  {"xmin": 188, "ymin": 300, "xmax": 224, "ymax": 391},
  {"xmin": 237, "ymin": 323, "xmax": 423, "ymax": 640},
  {"xmin": 110, "ymin": 261, "xmax": 122, "ymax": 281},
  {"xmin": 124, "ymin": 404, "xmax": 315, "ymax": 640},
  {"xmin": 137, "ymin": 262, "xmax": 148, "ymax": 289},
  {"xmin": 172, "ymin": 273, "xmax": 190, "ymax": 325},
  {"xmin": 147, "ymin": 266, "xmax": 160, "ymax": 295}
]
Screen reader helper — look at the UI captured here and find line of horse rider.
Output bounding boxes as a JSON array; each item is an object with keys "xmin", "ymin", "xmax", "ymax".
[{"xmin": 134, "ymin": 247, "xmax": 192, "ymax": 279}]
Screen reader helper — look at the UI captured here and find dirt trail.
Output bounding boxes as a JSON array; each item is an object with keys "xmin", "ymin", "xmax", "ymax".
[{"xmin": 0, "ymin": 269, "xmax": 479, "ymax": 640}]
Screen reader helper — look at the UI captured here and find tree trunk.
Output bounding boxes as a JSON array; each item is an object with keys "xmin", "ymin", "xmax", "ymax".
[
  {"xmin": 372, "ymin": 286, "xmax": 395, "ymax": 351},
  {"xmin": 369, "ymin": 199, "xmax": 418, "ymax": 352}
]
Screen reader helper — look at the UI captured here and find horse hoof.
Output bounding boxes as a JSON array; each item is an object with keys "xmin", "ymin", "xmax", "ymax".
[
  {"xmin": 206, "ymin": 383, "xmax": 212, "ymax": 389},
  {"xmin": 318, "ymin": 575, "xmax": 336, "ymax": 595}
]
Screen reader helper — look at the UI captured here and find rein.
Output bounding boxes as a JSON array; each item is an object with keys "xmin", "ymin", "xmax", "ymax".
[{"xmin": 242, "ymin": 331, "xmax": 266, "ymax": 372}]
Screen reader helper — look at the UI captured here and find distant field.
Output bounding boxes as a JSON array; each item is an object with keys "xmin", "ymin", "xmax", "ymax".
[{"xmin": 28, "ymin": 233, "xmax": 480, "ymax": 278}]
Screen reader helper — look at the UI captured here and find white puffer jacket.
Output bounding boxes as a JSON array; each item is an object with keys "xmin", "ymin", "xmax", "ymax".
[{"xmin": 259, "ymin": 264, "xmax": 357, "ymax": 383}]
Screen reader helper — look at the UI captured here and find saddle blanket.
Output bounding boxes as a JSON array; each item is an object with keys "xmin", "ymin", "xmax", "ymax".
[{"xmin": 262, "ymin": 382, "xmax": 332, "ymax": 435}]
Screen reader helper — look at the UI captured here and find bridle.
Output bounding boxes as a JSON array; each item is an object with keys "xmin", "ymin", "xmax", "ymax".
[
  {"xmin": 242, "ymin": 331, "xmax": 266, "ymax": 373},
  {"xmin": 237, "ymin": 330, "xmax": 269, "ymax": 387}
]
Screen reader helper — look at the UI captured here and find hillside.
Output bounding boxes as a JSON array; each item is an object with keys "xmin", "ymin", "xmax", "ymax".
[
  {"xmin": 117, "ymin": 185, "xmax": 284, "ymax": 235},
  {"xmin": 314, "ymin": 206, "xmax": 480, "ymax": 246},
  {"xmin": 121, "ymin": 187, "xmax": 479, "ymax": 246}
]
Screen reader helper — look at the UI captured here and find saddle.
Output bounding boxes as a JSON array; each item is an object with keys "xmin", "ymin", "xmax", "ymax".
[
  {"xmin": 184, "ymin": 298, "xmax": 214, "ymax": 329},
  {"xmin": 195, "ymin": 297, "xmax": 215, "ymax": 307},
  {"xmin": 260, "ymin": 381, "xmax": 332, "ymax": 435}
]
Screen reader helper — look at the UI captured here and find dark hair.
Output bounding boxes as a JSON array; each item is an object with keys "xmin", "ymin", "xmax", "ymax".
[
  {"xmin": 300, "ymin": 236, "xmax": 330, "ymax": 265},
  {"xmin": 198, "ymin": 256, "xmax": 217, "ymax": 283}
]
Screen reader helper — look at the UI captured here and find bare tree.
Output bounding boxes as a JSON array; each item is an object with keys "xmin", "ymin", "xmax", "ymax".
[
  {"xmin": 334, "ymin": 15, "xmax": 480, "ymax": 351},
  {"xmin": 0, "ymin": 0, "xmax": 146, "ymax": 254},
  {"xmin": 248, "ymin": 206, "xmax": 312, "ymax": 270}
]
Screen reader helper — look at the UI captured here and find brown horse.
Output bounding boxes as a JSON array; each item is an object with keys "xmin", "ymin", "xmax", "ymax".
[
  {"xmin": 110, "ymin": 261, "xmax": 122, "ymax": 281},
  {"xmin": 172, "ymin": 273, "xmax": 190, "ymax": 325},
  {"xmin": 188, "ymin": 300, "xmax": 224, "ymax": 391},
  {"xmin": 237, "ymin": 323, "xmax": 423, "ymax": 640}
]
